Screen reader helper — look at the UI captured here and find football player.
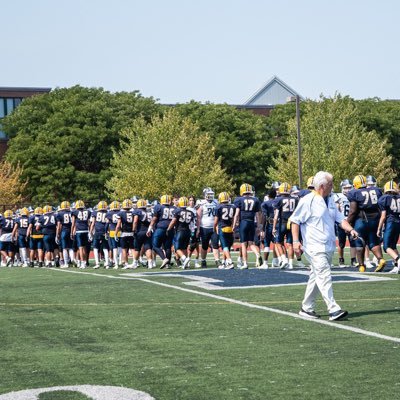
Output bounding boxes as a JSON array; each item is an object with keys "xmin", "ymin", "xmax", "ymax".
[
  {"xmin": 233, "ymin": 183, "xmax": 263, "ymax": 269},
  {"xmin": 56, "ymin": 201, "xmax": 74, "ymax": 268},
  {"xmin": 272, "ymin": 183, "xmax": 299, "ymax": 269},
  {"xmin": 298, "ymin": 176, "xmax": 314, "ymax": 198},
  {"xmin": 89, "ymin": 201, "xmax": 110, "ymax": 269},
  {"xmin": 12, "ymin": 207, "xmax": 30, "ymax": 267},
  {"xmin": 0, "ymin": 210, "xmax": 16, "ymax": 266},
  {"xmin": 39, "ymin": 205, "xmax": 57, "ymax": 267},
  {"xmin": 71, "ymin": 200, "xmax": 90, "ymax": 269},
  {"xmin": 115, "ymin": 199, "xmax": 135, "ymax": 269},
  {"xmin": 196, "ymin": 187, "xmax": 220, "ymax": 268},
  {"xmin": 27, "ymin": 207, "xmax": 45, "ymax": 268},
  {"xmin": 187, "ymin": 196, "xmax": 200, "ymax": 268},
  {"xmin": 167, "ymin": 197, "xmax": 196, "ymax": 269},
  {"xmin": 149, "ymin": 195, "xmax": 175, "ymax": 269},
  {"xmin": 377, "ymin": 180, "xmax": 400, "ymax": 273},
  {"xmin": 106, "ymin": 201, "xmax": 121, "ymax": 269},
  {"xmin": 347, "ymin": 175, "xmax": 385, "ymax": 272},
  {"xmin": 132, "ymin": 199, "xmax": 153, "ymax": 269},
  {"xmin": 214, "ymin": 192, "xmax": 236, "ymax": 269},
  {"xmin": 261, "ymin": 188, "xmax": 278, "ymax": 268},
  {"xmin": 334, "ymin": 179, "xmax": 357, "ymax": 267}
]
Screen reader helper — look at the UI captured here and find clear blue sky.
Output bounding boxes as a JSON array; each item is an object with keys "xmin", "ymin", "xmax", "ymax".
[{"xmin": 3, "ymin": 0, "xmax": 399, "ymax": 103}]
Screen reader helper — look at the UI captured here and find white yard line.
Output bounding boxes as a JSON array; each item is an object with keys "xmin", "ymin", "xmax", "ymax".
[{"xmin": 51, "ymin": 268, "xmax": 400, "ymax": 344}]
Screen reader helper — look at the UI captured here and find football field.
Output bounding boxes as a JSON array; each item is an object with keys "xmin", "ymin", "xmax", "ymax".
[{"xmin": 0, "ymin": 254, "xmax": 399, "ymax": 400}]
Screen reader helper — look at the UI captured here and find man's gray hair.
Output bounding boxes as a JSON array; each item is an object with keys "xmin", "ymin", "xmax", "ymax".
[{"xmin": 313, "ymin": 171, "xmax": 333, "ymax": 189}]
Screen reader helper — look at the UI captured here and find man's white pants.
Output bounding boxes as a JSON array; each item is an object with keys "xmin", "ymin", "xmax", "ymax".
[{"xmin": 302, "ymin": 251, "xmax": 341, "ymax": 314}]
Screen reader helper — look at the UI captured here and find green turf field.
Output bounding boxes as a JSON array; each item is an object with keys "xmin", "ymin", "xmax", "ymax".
[{"xmin": 0, "ymin": 254, "xmax": 399, "ymax": 400}]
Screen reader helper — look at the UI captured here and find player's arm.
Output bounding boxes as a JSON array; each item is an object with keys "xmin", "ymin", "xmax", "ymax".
[
  {"xmin": 167, "ymin": 217, "xmax": 177, "ymax": 231},
  {"xmin": 71, "ymin": 215, "xmax": 76, "ymax": 238},
  {"xmin": 114, "ymin": 218, "xmax": 122, "ymax": 240},
  {"xmin": 26, "ymin": 222, "xmax": 32, "ymax": 238},
  {"xmin": 11, "ymin": 222, "xmax": 18, "ymax": 241},
  {"xmin": 346, "ymin": 201, "xmax": 358, "ymax": 226},
  {"xmin": 377, "ymin": 210, "xmax": 387, "ymax": 237},
  {"xmin": 272, "ymin": 209, "xmax": 279, "ymax": 235},
  {"xmin": 196, "ymin": 207, "xmax": 202, "ymax": 236},
  {"xmin": 232, "ymin": 207, "xmax": 240, "ymax": 229}
]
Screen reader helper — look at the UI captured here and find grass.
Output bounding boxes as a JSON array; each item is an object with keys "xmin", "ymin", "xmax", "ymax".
[{"xmin": 0, "ymin": 252, "xmax": 399, "ymax": 399}]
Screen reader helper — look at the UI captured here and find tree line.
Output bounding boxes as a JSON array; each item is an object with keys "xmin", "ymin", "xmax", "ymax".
[{"xmin": 0, "ymin": 86, "xmax": 397, "ymax": 205}]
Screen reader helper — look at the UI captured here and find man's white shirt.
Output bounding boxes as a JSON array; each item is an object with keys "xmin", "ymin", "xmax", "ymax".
[{"xmin": 290, "ymin": 192, "xmax": 345, "ymax": 255}]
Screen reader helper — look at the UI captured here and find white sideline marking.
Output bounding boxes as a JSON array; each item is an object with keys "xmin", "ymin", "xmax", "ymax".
[{"xmin": 51, "ymin": 268, "xmax": 400, "ymax": 344}]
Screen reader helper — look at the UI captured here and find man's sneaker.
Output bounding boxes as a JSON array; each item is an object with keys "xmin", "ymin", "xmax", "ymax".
[
  {"xmin": 338, "ymin": 258, "xmax": 346, "ymax": 268},
  {"xmin": 194, "ymin": 261, "xmax": 201, "ymax": 269},
  {"xmin": 201, "ymin": 260, "xmax": 207, "ymax": 268},
  {"xmin": 6, "ymin": 257, "xmax": 12, "ymax": 267},
  {"xmin": 389, "ymin": 266, "xmax": 400, "ymax": 274},
  {"xmin": 287, "ymin": 264, "xmax": 294, "ymax": 270},
  {"xmin": 237, "ymin": 259, "xmax": 243, "ymax": 269},
  {"xmin": 93, "ymin": 264, "xmax": 100, "ymax": 269},
  {"xmin": 374, "ymin": 259, "xmax": 386, "ymax": 273},
  {"xmin": 329, "ymin": 309, "xmax": 348, "ymax": 321},
  {"xmin": 299, "ymin": 308, "xmax": 321, "ymax": 319},
  {"xmin": 272, "ymin": 259, "xmax": 280, "ymax": 268},
  {"xmin": 358, "ymin": 264, "xmax": 366, "ymax": 273},
  {"xmin": 113, "ymin": 264, "xmax": 119, "ymax": 270},
  {"xmin": 218, "ymin": 263, "xmax": 225, "ymax": 269},
  {"xmin": 122, "ymin": 264, "xmax": 131, "ymax": 270},
  {"xmin": 225, "ymin": 261, "xmax": 234, "ymax": 270},
  {"xmin": 238, "ymin": 263, "xmax": 248, "ymax": 270}
]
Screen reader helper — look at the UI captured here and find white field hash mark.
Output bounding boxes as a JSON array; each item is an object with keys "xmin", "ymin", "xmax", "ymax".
[{"xmin": 51, "ymin": 268, "xmax": 400, "ymax": 344}]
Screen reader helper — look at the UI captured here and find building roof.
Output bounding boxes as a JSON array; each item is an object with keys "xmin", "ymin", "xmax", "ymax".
[
  {"xmin": 244, "ymin": 76, "xmax": 303, "ymax": 106},
  {"xmin": 0, "ymin": 87, "xmax": 51, "ymax": 97}
]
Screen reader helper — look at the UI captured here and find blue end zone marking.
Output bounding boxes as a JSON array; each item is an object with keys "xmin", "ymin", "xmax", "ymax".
[{"xmin": 130, "ymin": 268, "xmax": 391, "ymax": 290}]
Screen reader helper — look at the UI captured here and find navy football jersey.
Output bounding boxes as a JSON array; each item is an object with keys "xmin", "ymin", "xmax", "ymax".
[
  {"xmin": 29, "ymin": 215, "xmax": 42, "ymax": 235},
  {"xmin": 378, "ymin": 193, "xmax": 400, "ymax": 223},
  {"xmin": 57, "ymin": 211, "xmax": 72, "ymax": 232},
  {"xmin": 16, "ymin": 216, "xmax": 29, "ymax": 236},
  {"xmin": 348, "ymin": 186, "xmax": 382, "ymax": 217},
  {"xmin": 272, "ymin": 195, "xmax": 299, "ymax": 223},
  {"xmin": 117, "ymin": 210, "xmax": 134, "ymax": 232},
  {"xmin": 72, "ymin": 209, "xmax": 90, "ymax": 231},
  {"xmin": 153, "ymin": 204, "xmax": 174, "ymax": 229},
  {"xmin": 173, "ymin": 207, "xmax": 195, "ymax": 231},
  {"xmin": 106, "ymin": 210, "xmax": 119, "ymax": 231},
  {"xmin": 39, "ymin": 213, "xmax": 57, "ymax": 235},
  {"xmin": 233, "ymin": 196, "xmax": 261, "ymax": 221},
  {"xmin": 0, "ymin": 218, "xmax": 15, "ymax": 234},
  {"xmin": 298, "ymin": 189, "xmax": 312, "ymax": 198},
  {"xmin": 216, "ymin": 204, "xmax": 236, "ymax": 229},
  {"xmin": 90, "ymin": 210, "xmax": 107, "ymax": 234},
  {"xmin": 261, "ymin": 199, "xmax": 275, "ymax": 224},
  {"xmin": 134, "ymin": 209, "xmax": 152, "ymax": 232}
]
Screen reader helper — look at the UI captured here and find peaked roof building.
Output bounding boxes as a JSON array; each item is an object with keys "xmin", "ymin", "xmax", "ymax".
[{"xmin": 245, "ymin": 75, "xmax": 303, "ymax": 106}]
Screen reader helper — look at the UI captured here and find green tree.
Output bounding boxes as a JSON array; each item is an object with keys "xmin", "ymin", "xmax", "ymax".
[
  {"xmin": 107, "ymin": 110, "xmax": 234, "ymax": 199},
  {"xmin": 2, "ymin": 85, "xmax": 161, "ymax": 204},
  {"xmin": 269, "ymin": 95, "xmax": 394, "ymax": 188},
  {"xmin": 175, "ymin": 101, "xmax": 278, "ymax": 194}
]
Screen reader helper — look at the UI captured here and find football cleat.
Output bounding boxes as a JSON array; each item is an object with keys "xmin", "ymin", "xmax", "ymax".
[{"xmin": 374, "ymin": 258, "xmax": 386, "ymax": 273}]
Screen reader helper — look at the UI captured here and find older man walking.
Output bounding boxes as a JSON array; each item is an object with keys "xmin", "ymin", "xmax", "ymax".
[{"xmin": 291, "ymin": 171, "xmax": 358, "ymax": 321}]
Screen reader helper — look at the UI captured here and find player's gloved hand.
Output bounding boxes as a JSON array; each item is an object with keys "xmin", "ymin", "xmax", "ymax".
[
  {"xmin": 88, "ymin": 233, "xmax": 93, "ymax": 242},
  {"xmin": 115, "ymin": 235, "xmax": 119, "ymax": 243},
  {"xmin": 55, "ymin": 237, "xmax": 60, "ymax": 245}
]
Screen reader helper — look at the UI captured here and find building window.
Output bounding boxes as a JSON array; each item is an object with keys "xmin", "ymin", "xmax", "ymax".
[
  {"xmin": 0, "ymin": 99, "xmax": 5, "ymax": 118},
  {"xmin": 6, "ymin": 98, "xmax": 14, "ymax": 115}
]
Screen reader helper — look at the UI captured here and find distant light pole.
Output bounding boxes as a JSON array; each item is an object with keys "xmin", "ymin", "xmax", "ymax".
[{"xmin": 287, "ymin": 95, "xmax": 303, "ymax": 188}]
